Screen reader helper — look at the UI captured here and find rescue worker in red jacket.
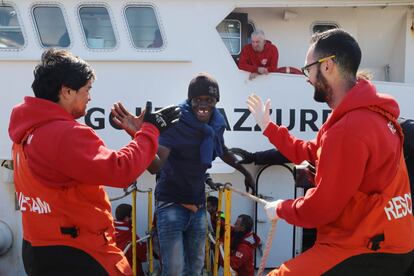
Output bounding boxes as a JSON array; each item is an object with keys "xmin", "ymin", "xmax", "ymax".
[
  {"xmin": 248, "ymin": 29, "xmax": 414, "ymax": 275},
  {"xmin": 238, "ymin": 29, "xmax": 279, "ymax": 80},
  {"xmin": 114, "ymin": 204, "xmax": 147, "ymax": 276},
  {"xmin": 8, "ymin": 49, "xmax": 180, "ymax": 276},
  {"xmin": 230, "ymin": 214, "xmax": 260, "ymax": 276}
]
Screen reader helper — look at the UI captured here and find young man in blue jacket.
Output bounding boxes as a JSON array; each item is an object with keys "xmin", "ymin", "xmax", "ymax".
[{"xmin": 114, "ymin": 72, "xmax": 255, "ymax": 276}]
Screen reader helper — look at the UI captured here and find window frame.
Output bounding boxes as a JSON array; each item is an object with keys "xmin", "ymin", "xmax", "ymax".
[
  {"xmin": 30, "ymin": 4, "xmax": 71, "ymax": 49},
  {"xmin": 310, "ymin": 21, "xmax": 340, "ymax": 34},
  {"xmin": 0, "ymin": 2, "xmax": 27, "ymax": 51},
  {"xmin": 77, "ymin": 3, "xmax": 119, "ymax": 51},
  {"xmin": 122, "ymin": 4, "xmax": 165, "ymax": 51},
  {"xmin": 217, "ymin": 19, "xmax": 242, "ymax": 55}
]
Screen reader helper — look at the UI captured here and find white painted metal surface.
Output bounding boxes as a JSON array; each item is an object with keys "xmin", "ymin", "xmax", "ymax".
[{"xmin": 1, "ymin": 0, "xmax": 414, "ymax": 274}]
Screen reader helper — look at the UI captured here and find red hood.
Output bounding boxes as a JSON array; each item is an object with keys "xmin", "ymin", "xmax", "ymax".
[
  {"xmin": 9, "ymin": 96, "xmax": 74, "ymax": 144},
  {"xmin": 325, "ymin": 79, "xmax": 399, "ymax": 129},
  {"xmin": 241, "ymin": 232, "xmax": 261, "ymax": 249},
  {"xmin": 264, "ymin": 40, "xmax": 273, "ymax": 50}
]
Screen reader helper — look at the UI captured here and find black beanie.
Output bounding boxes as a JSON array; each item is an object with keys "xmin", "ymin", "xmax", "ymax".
[{"xmin": 188, "ymin": 72, "xmax": 220, "ymax": 102}]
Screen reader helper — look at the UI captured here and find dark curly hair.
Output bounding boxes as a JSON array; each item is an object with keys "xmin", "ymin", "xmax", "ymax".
[
  {"xmin": 31, "ymin": 49, "xmax": 95, "ymax": 102},
  {"xmin": 115, "ymin": 203, "xmax": 132, "ymax": 221}
]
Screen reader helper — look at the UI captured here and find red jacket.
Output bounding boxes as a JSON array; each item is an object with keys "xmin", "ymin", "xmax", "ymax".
[
  {"xmin": 9, "ymin": 96, "xmax": 158, "ymax": 188},
  {"xmin": 230, "ymin": 232, "xmax": 261, "ymax": 276},
  {"xmin": 263, "ymin": 79, "xmax": 414, "ymax": 265},
  {"xmin": 238, "ymin": 40, "xmax": 278, "ymax": 73},
  {"xmin": 264, "ymin": 79, "xmax": 402, "ymax": 228},
  {"xmin": 114, "ymin": 220, "xmax": 147, "ymax": 276},
  {"xmin": 9, "ymin": 96, "xmax": 159, "ymax": 275}
]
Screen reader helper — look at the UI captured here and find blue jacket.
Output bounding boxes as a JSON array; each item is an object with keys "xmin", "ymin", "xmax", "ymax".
[{"xmin": 155, "ymin": 100, "xmax": 226, "ymax": 205}]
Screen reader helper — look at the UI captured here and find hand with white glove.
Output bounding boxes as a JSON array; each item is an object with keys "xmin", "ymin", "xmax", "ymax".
[
  {"xmin": 264, "ymin": 199, "xmax": 283, "ymax": 222},
  {"xmin": 247, "ymin": 94, "xmax": 271, "ymax": 131}
]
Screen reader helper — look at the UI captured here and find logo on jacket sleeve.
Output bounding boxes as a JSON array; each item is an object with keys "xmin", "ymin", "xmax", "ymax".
[
  {"xmin": 17, "ymin": 192, "xmax": 51, "ymax": 214},
  {"xmin": 384, "ymin": 193, "xmax": 412, "ymax": 220},
  {"xmin": 387, "ymin": 121, "xmax": 397, "ymax": 134}
]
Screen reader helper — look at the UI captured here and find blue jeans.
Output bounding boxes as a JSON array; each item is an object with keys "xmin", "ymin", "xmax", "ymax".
[{"xmin": 156, "ymin": 202, "xmax": 207, "ymax": 276}]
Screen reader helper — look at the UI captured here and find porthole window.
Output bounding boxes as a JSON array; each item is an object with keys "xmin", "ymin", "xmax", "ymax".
[
  {"xmin": 125, "ymin": 6, "xmax": 163, "ymax": 49},
  {"xmin": 0, "ymin": 6, "xmax": 24, "ymax": 49},
  {"xmin": 217, "ymin": 19, "xmax": 241, "ymax": 55},
  {"xmin": 79, "ymin": 6, "xmax": 116, "ymax": 49},
  {"xmin": 312, "ymin": 22, "xmax": 339, "ymax": 34},
  {"xmin": 32, "ymin": 6, "xmax": 70, "ymax": 48}
]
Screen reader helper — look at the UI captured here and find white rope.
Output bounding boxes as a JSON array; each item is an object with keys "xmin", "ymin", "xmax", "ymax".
[
  {"xmin": 226, "ymin": 185, "xmax": 268, "ymax": 205},
  {"xmin": 257, "ymin": 219, "xmax": 278, "ymax": 276},
  {"xmin": 208, "ymin": 233, "xmax": 216, "ymax": 244},
  {"xmin": 123, "ymin": 234, "xmax": 151, "ymax": 254},
  {"xmin": 225, "ymin": 185, "xmax": 278, "ymax": 275},
  {"xmin": 219, "ymin": 244, "xmax": 236, "ymax": 276}
]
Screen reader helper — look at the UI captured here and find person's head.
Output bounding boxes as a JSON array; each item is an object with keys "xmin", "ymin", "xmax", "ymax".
[
  {"xmin": 115, "ymin": 203, "xmax": 132, "ymax": 222},
  {"xmin": 31, "ymin": 48, "xmax": 95, "ymax": 119},
  {"xmin": 251, "ymin": 30, "xmax": 266, "ymax": 52},
  {"xmin": 187, "ymin": 72, "xmax": 220, "ymax": 123},
  {"xmin": 234, "ymin": 214, "xmax": 253, "ymax": 234},
  {"xmin": 302, "ymin": 29, "xmax": 361, "ymax": 106},
  {"xmin": 207, "ymin": 196, "xmax": 219, "ymax": 215}
]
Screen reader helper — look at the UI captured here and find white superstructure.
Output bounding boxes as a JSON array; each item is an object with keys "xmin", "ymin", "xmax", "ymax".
[{"xmin": 1, "ymin": 1, "xmax": 414, "ymax": 274}]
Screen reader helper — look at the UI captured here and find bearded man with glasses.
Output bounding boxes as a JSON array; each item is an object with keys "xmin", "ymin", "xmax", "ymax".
[{"xmin": 248, "ymin": 29, "xmax": 414, "ymax": 275}]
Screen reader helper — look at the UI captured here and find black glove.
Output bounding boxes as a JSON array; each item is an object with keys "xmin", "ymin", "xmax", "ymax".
[
  {"xmin": 228, "ymin": 147, "xmax": 255, "ymax": 164},
  {"xmin": 293, "ymin": 162, "xmax": 316, "ymax": 189},
  {"xmin": 205, "ymin": 174, "xmax": 221, "ymax": 190},
  {"xmin": 144, "ymin": 101, "xmax": 181, "ymax": 133}
]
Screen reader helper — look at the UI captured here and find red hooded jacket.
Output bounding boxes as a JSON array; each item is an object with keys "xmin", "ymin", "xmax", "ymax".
[
  {"xmin": 264, "ymin": 79, "xmax": 414, "ymax": 275},
  {"xmin": 9, "ymin": 96, "xmax": 158, "ymax": 189},
  {"xmin": 8, "ymin": 96, "xmax": 159, "ymax": 275},
  {"xmin": 238, "ymin": 40, "xmax": 278, "ymax": 73},
  {"xmin": 220, "ymin": 231, "xmax": 261, "ymax": 276},
  {"xmin": 114, "ymin": 220, "xmax": 147, "ymax": 276},
  {"xmin": 264, "ymin": 79, "xmax": 403, "ymax": 228}
]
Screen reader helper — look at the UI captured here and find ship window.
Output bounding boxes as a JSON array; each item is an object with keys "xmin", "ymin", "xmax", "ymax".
[
  {"xmin": 0, "ymin": 6, "xmax": 24, "ymax": 49},
  {"xmin": 125, "ymin": 6, "xmax": 163, "ymax": 49},
  {"xmin": 217, "ymin": 19, "xmax": 241, "ymax": 55},
  {"xmin": 312, "ymin": 23, "xmax": 339, "ymax": 34},
  {"xmin": 32, "ymin": 6, "xmax": 70, "ymax": 48},
  {"xmin": 79, "ymin": 6, "xmax": 116, "ymax": 49},
  {"xmin": 247, "ymin": 21, "xmax": 255, "ymax": 44}
]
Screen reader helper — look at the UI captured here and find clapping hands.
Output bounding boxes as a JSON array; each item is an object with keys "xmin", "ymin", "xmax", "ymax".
[{"xmin": 111, "ymin": 102, "xmax": 143, "ymax": 137}]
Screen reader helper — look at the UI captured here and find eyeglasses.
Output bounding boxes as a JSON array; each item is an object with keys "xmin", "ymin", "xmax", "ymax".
[{"xmin": 301, "ymin": 55, "xmax": 336, "ymax": 77}]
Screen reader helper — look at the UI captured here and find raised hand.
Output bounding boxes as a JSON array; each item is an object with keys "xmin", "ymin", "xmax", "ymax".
[
  {"xmin": 228, "ymin": 147, "xmax": 255, "ymax": 164},
  {"xmin": 111, "ymin": 102, "xmax": 144, "ymax": 137},
  {"xmin": 247, "ymin": 94, "xmax": 271, "ymax": 131},
  {"xmin": 143, "ymin": 101, "xmax": 181, "ymax": 133},
  {"xmin": 205, "ymin": 174, "xmax": 222, "ymax": 191}
]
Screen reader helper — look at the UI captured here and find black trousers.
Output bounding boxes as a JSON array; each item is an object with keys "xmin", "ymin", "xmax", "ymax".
[
  {"xmin": 22, "ymin": 239, "xmax": 108, "ymax": 276},
  {"xmin": 323, "ymin": 250, "xmax": 414, "ymax": 276}
]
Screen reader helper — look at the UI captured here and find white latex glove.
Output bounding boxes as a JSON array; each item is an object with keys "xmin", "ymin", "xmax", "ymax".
[
  {"xmin": 264, "ymin": 199, "xmax": 283, "ymax": 221},
  {"xmin": 247, "ymin": 94, "xmax": 271, "ymax": 131}
]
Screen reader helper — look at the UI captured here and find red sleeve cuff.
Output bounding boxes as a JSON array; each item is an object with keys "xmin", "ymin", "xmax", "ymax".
[
  {"xmin": 134, "ymin": 122, "xmax": 160, "ymax": 138},
  {"xmin": 276, "ymin": 199, "xmax": 286, "ymax": 219},
  {"xmin": 263, "ymin": 122, "xmax": 278, "ymax": 137}
]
